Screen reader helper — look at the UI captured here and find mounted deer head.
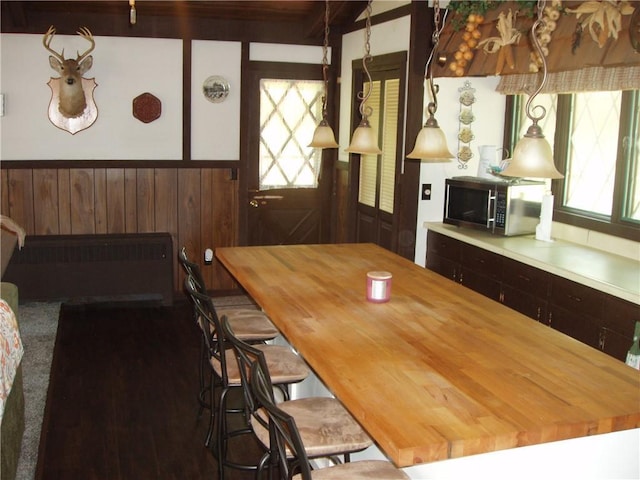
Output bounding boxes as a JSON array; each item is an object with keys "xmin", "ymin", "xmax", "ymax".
[{"xmin": 43, "ymin": 25, "xmax": 95, "ymax": 118}]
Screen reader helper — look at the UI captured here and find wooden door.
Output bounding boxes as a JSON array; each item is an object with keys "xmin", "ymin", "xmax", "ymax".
[
  {"xmin": 244, "ymin": 62, "xmax": 328, "ymax": 246},
  {"xmin": 349, "ymin": 54, "xmax": 406, "ymax": 253}
]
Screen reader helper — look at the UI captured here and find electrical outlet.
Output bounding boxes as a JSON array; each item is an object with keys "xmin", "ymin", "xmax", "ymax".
[
  {"xmin": 421, "ymin": 183, "xmax": 432, "ymax": 200},
  {"xmin": 204, "ymin": 248, "xmax": 213, "ymax": 265}
]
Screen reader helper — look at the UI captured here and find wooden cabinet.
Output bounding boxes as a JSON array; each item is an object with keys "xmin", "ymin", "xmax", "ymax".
[
  {"xmin": 425, "ymin": 230, "xmax": 461, "ymax": 282},
  {"xmin": 460, "ymin": 243, "xmax": 502, "ymax": 301},
  {"xmin": 600, "ymin": 296, "xmax": 640, "ymax": 360},
  {"xmin": 501, "ymin": 257, "xmax": 550, "ymax": 322},
  {"xmin": 426, "ymin": 230, "xmax": 639, "ymax": 362},
  {"xmin": 548, "ymin": 276, "xmax": 604, "ymax": 349}
]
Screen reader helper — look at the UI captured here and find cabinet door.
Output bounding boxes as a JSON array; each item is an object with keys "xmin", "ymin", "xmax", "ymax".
[
  {"xmin": 549, "ymin": 305, "xmax": 601, "ymax": 349},
  {"xmin": 599, "ymin": 327, "xmax": 634, "ymax": 361},
  {"xmin": 426, "ymin": 231, "xmax": 462, "ymax": 282},
  {"xmin": 426, "ymin": 253, "xmax": 458, "ymax": 282},
  {"xmin": 549, "ymin": 276, "xmax": 604, "ymax": 350},
  {"xmin": 459, "ymin": 243, "xmax": 502, "ymax": 301},
  {"xmin": 502, "ymin": 285, "xmax": 547, "ymax": 321},
  {"xmin": 501, "ymin": 257, "xmax": 550, "ymax": 321},
  {"xmin": 600, "ymin": 296, "xmax": 639, "ymax": 361},
  {"xmin": 426, "ymin": 231, "xmax": 461, "ymax": 262}
]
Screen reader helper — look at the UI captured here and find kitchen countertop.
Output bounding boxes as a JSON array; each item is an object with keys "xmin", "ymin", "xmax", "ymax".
[
  {"xmin": 425, "ymin": 222, "xmax": 639, "ymax": 305},
  {"xmin": 216, "ymin": 243, "xmax": 640, "ymax": 469}
]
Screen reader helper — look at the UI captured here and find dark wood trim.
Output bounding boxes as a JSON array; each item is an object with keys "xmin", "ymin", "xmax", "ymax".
[
  {"xmin": 396, "ymin": 1, "xmax": 430, "ymax": 261},
  {"xmin": 238, "ymin": 42, "xmax": 251, "ymax": 246},
  {"xmin": 343, "ymin": 3, "xmax": 412, "ymax": 34},
  {"xmin": 0, "ymin": 160, "xmax": 240, "ymax": 169},
  {"xmin": 0, "ymin": 6, "xmax": 327, "ymax": 45},
  {"xmin": 182, "ymin": 38, "xmax": 192, "ymax": 161}
]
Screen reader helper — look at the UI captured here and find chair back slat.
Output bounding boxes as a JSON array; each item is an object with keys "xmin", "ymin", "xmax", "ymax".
[
  {"xmin": 184, "ymin": 275, "xmax": 230, "ymax": 383},
  {"xmin": 250, "ymin": 361, "xmax": 313, "ymax": 480},
  {"xmin": 178, "ymin": 247, "xmax": 207, "ymax": 294}
]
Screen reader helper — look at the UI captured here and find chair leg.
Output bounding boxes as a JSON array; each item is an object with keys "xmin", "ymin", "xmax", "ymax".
[
  {"xmin": 197, "ymin": 337, "xmax": 209, "ymax": 417},
  {"xmin": 205, "ymin": 373, "xmax": 216, "ymax": 448}
]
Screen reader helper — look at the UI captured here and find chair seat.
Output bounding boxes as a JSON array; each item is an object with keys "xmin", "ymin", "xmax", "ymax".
[
  {"xmin": 218, "ymin": 308, "xmax": 279, "ymax": 341},
  {"xmin": 211, "ymin": 345, "xmax": 310, "ymax": 386},
  {"xmin": 292, "ymin": 460, "xmax": 410, "ymax": 479},
  {"xmin": 252, "ymin": 397, "xmax": 372, "ymax": 458}
]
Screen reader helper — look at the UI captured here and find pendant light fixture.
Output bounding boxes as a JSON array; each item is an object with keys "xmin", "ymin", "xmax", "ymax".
[
  {"xmin": 500, "ymin": 0, "xmax": 563, "ymax": 179},
  {"xmin": 346, "ymin": 0, "xmax": 382, "ymax": 155},
  {"xmin": 309, "ymin": 0, "xmax": 338, "ymax": 148},
  {"xmin": 407, "ymin": 0, "xmax": 453, "ymax": 161}
]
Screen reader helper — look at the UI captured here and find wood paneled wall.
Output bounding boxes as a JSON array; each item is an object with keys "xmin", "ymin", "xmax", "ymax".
[{"xmin": 0, "ymin": 166, "xmax": 239, "ymax": 294}]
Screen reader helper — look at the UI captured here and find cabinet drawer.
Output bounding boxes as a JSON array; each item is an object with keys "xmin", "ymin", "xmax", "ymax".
[
  {"xmin": 427, "ymin": 231, "xmax": 461, "ymax": 262},
  {"xmin": 502, "ymin": 286, "xmax": 547, "ymax": 321},
  {"xmin": 600, "ymin": 327, "xmax": 634, "ymax": 362},
  {"xmin": 460, "ymin": 243, "xmax": 502, "ymax": 280},
  {"xmin": 549, "ymin": 305, "xmax": 600, "ymax": 349},
  {"xmin": 502, "ymin": 257, "xmax": 551, "ymax": 299},
  {"xmin": 550, "ymin": 276, "xmax": 604, "ymax": 318},
  {"xmin": 603, "ymin": 296, "xmax": 639, "ymax": 339},
  {"xmin": 461, "ymin": 268, "xmax": 501, "ymax": 301},
  {"xmin": 426, "ymin": 253, "xmax": 458, "ymax": 282}
]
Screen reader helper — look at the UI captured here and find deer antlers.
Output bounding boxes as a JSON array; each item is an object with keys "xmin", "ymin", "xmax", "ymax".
[{"xmin": 42, "ymin": 25, "xmax": 95, "ymax": 61}]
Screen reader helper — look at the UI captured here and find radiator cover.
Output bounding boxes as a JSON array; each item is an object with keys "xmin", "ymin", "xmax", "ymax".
[{"xmin": 3, "ymin": 233, "xmax": 173, "ymax": 305}]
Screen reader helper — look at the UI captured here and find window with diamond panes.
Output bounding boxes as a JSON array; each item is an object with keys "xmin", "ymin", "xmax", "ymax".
[
  {"xmin": 511, "ymin": 89, "xmax": 639, "ymax": 239},
  {"xmin": 259, "ymin": 79, "xmax": 324, "ymax": 190},
  {"xmin": 564, "ymin": 91, "xmax": 622, "ymax": 216}
]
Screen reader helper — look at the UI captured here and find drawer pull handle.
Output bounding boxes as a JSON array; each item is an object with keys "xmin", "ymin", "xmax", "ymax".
[
  {"xmin": 568, "ymin": 294, "xmax": 582, "ymax": 302},
  {"xmin": 518, "ymin": 274, "xmax": 530, "ymax": 282}
]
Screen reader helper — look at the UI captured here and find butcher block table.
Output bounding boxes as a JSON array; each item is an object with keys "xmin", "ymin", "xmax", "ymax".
[{"xmin": 216, "ymin": 243, "xmax": 640, "ymax": 469}]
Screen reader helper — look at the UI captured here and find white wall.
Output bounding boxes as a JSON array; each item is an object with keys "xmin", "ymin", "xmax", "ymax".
[
  {"xmin": 415, "ymin": 76, "xmax": 506, "ymax": 265},
  {"xmin": 0, "ymin": 34, "xmax": 183, "ymax": 160},
  {"xmin": 338, "ymin": 15, "xmax": 411, "ymax": 163},
  {"xmin": 191, "ymin": 40, "xmax": 242, "ymax": 161},
  {"xmin": 0, "ymin": 34, "xmax": 323, "ymax": 162}
]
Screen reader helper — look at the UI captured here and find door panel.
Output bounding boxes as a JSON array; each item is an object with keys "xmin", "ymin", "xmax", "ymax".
[
  {"xmin": 245, "ymin": 65, "xmax": 327, "ymax": 246},
  {"xmin": 248, "ymin": 187, "xmax": 319, "ymax": 245}
]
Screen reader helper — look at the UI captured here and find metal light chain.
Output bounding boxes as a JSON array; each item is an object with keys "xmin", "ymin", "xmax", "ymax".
[
  {"xmin": 358, "ymin": 0, "xmax": 374, "ymax": 119},
  {"xmin": 525, "ymin": 0, "xmax": 549, "ymax": 125},
  {"xmin": 320, "ymin": 0, "xmax": 330, "ymax": 118},
  {"xmin": 426, "ymin": 0, "xmax": 448, "ymax": 116}
]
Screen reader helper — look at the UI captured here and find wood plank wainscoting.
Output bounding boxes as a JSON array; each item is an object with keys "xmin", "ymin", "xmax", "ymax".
[{"xmin": 0, "ymin": 166, "xmax": 239, "ymax": 295}]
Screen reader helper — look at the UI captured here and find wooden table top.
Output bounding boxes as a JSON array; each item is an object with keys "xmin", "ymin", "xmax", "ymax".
[{"xmin": 216, "ymin": 243, "xmax": 640, "ymax": 468}]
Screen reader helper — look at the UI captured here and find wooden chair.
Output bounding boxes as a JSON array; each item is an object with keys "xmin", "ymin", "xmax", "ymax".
[
  {"xmin": 224, "ymin": 318, "xmax": 374, "ymax": 479},
  {"xmin": 184, "ymin": 276, "xmax": 310, "ymax": 479},
  {"xmin": 250, "ymin": 359, "xmax": 410, "ymax": 480},
  {"xmin": 178, "ymin": 247, "xmax": 280, "ymax": 414}
]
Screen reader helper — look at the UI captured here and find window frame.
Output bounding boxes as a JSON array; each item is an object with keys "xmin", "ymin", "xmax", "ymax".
[{"xmin": 505, "ymin": 90, "xmax": 640, "ymax": 242}]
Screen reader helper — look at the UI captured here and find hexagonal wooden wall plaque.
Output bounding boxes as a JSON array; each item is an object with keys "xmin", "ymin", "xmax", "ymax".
[{"xmin": 132, "ymin": 92, "xmax": 161, "ymax": 123}]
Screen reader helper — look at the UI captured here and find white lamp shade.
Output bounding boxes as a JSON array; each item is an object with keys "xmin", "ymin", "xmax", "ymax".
[
  {"xmin": 308, "ymin": 124, "xmax": 339, "ymax": 148},
  {"xmin": 345, "ymin": 124, "xmax": 382, "ymax": 155},
  {"xmin": 500, "ymin": 135, "xmax": 564, "ymax": 179},
  {"xmin": 407, "ymin": 125, "xmax": 454, "ymax": 160}
]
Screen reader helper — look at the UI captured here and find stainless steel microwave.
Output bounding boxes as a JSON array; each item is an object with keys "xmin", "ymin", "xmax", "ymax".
[{"xmin": 444, "ymin": 176, "xmax": 546, "ymax": 236}]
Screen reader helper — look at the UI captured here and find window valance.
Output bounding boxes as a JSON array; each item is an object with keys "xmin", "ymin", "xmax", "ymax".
[{"xmin": 495, "ymin": 64, "xmax": 640, "ymax": 94}]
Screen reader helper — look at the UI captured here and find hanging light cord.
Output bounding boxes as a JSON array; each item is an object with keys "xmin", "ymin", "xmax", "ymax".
[
  {"xmin": 425, "ymin": 0, "xmax": 448, "ymax": 118},
  {"xmin": 358, "ymin": 0, "xmax": 374, "ymax": 120},
  {"xmin": 320, "ymin": 0, "xmax": 331, "ymax": 120},
  {"xmin": 524, "ymin": 0, "xmax": 549, "ymax": 128}
]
